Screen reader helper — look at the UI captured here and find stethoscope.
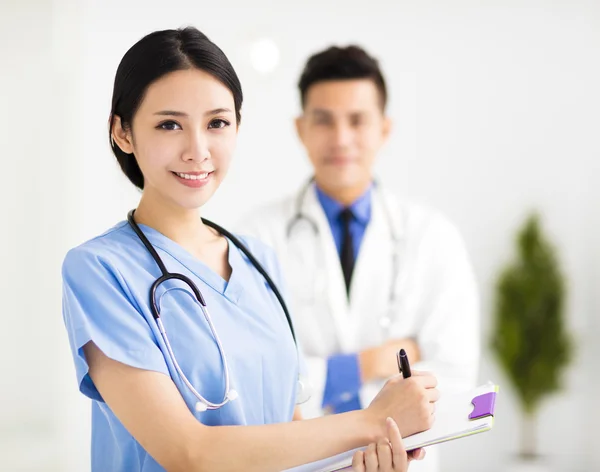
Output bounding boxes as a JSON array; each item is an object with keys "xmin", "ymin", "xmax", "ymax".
[
  {"xmin": 127, "ymin": 210, "xmax": 311, "ymax": 413},
  {"xmin": 285, "ymin": 178, "xmax": 403, "ymax": 332}
]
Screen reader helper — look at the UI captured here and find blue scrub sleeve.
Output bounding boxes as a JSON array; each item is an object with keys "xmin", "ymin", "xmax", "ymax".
[
  {"xmin": 322, "ymin": 353, "xmax": 363, "ymax": 413},
  {"xmin": 62, "ymin": 247, "xmax": 169, "ymax": 402}
]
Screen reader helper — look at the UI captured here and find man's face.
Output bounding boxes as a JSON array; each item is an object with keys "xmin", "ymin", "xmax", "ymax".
[{"xmin": 296, "ymin": 79, "xmax": 390, "ymax": 194}]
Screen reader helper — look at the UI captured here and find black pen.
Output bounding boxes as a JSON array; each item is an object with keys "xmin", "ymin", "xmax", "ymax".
[{"xmin": 397, "ymin": 348, "xmax": 412, "ymax": 379}]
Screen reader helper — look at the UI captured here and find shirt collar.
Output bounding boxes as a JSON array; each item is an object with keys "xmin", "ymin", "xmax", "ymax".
[{"xmin": 315, "ymin": 183, "xmax": 373, "ymax": 225}]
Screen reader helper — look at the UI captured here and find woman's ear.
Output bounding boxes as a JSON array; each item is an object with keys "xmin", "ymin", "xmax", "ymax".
[{"xmin": 111, "ymin": 115, "xmax": 134, "ymax": 154}]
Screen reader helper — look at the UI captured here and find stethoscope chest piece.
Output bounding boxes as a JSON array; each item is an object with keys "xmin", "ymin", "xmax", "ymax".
[
  {"xmin": 295, "ymin": 377, "xmax": 313, "ymax": 405},
  {"xmin": 379, "ymin": 315, "xmax": 392, "ymax": 329},
  {"xmin": 195, "ymin": 389, "xmax": 239, "ymax": 412},
  {"xmin": 127, "ymin": 209, "xmax": 310, "ymax": 414}
]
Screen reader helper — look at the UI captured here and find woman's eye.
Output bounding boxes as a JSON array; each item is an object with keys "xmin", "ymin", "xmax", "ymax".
[
  {"xmin": 208, "ymin": 119, "xmax": 230, "ymax": 129},
  {"xmin": 158, "ymin": 121, "xmax": 181, "ymax": 131}
]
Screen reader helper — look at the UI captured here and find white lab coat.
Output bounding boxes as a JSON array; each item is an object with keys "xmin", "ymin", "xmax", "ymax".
[{"xmin": 237, "ymin": 182, "xmax": 480, "ymax": 472}]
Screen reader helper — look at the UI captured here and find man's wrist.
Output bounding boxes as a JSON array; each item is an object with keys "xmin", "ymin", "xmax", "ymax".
[
  {"xmin": 402, "ymin": 338, "xmax": 421, "ymax": 364},
  {"xmin": 358, "ymin": 347, "xmax": 377, "ymax": 383}
]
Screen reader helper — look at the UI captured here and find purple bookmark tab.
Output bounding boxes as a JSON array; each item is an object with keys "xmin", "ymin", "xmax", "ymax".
[{"xmin": 469, "ymin": 392, "xmax": 497, "ymax": 420}]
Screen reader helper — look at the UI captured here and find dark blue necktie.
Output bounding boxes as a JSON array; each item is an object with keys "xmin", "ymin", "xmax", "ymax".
[{"xmin": 339, "ymin": 207, "xmax": 354, "ymax": 295}]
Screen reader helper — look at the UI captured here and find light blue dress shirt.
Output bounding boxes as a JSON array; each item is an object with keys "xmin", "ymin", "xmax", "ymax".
[{"xmin": 315, "ymin": 185, "xmax": 373, "ymax": 414}]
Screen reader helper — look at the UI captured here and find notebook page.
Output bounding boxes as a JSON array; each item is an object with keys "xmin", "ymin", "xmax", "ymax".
[{"xmin": 285, "ymin": 383, "xmax": 497, "ymax": 472}]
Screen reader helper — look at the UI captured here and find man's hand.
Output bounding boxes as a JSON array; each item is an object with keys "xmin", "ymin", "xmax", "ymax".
[{"xmin": 359, "ymin": 339, "xmax": 421, "ymax": 383}]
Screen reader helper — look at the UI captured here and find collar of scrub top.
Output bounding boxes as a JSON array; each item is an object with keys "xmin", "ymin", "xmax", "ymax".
[
  {"xmin": 126, "ymin": 210, "xmax": 313, "ymax": 410},
  {"xmin": 127, "ymin": 209, "xmax": 297, "ymax": 344}
]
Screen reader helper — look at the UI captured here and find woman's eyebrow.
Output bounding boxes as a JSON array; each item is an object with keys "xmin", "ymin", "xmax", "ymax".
[{"xmin": 153, "ymin": 108, "xmax": 233, "ymax": 117}]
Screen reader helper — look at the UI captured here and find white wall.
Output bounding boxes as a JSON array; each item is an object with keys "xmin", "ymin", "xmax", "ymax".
[
  {"xmin": 1, "ymin": 1, "xmax": 87, "ymax": 470},
  {"xmin": 1, "ymin": 0, "xmax": 598, "ymax": 470},
  {"xmin": 0, "ymin": 1, "xmax": 61, "ymax": 470}
]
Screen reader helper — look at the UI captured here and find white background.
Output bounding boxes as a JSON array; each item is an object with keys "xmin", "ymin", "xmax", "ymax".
[{"xmin": 1, "ymin": 0, "xmax": 598, "ymax": 470}]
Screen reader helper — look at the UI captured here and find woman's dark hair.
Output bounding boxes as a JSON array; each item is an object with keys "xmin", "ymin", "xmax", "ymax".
[
  {"xmin": 109, "ymin": 26, "xmax": 243, "ymax": 190},
  {"xmin": 298, "ymin": 45, "xmax": 387, "ymax": 111}
]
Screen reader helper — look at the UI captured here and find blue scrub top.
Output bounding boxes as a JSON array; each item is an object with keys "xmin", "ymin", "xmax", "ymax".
[{"xmin": 62, "ymin": 220, "xmax": 299, "ymax": 472}]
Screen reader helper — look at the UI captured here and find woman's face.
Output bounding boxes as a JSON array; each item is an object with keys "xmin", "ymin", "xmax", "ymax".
[{"xmin": 114, "ymin": 68, "xmax": 238, "ymax": 210}]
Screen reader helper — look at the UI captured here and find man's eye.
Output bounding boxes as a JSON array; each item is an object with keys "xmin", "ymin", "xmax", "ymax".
[{"xmin": 314, "ymin": 118, "xmax": 331, "ymax": 126}]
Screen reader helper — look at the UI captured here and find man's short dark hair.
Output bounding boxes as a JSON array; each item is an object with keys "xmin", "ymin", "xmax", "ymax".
[{"xmin": 298, "ymin": 45, "xmax": 387, "ymax": 110}]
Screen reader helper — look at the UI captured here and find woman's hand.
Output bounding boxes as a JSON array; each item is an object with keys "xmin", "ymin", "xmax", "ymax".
[
  {"xmin": 352, "ymin": 417, "xmax": 426, "ymax": 472},
  {"xmin": 366, "ymin": 371, "xmax": 439, "ymax": 438}
]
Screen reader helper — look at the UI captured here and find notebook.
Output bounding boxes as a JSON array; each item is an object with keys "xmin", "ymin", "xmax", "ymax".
[{"xmin": 285, "ymin": 382, "xmax": 499, "ymax": 472}]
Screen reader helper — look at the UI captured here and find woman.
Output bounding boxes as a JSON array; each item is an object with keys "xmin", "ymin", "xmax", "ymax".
[
  {"xmin": 352, "ymin": 417, "xmax": 426, "ymax": 471},
  {"xmin": 61, "ymin": 26, "xmax": 438, "ymax": 472}
]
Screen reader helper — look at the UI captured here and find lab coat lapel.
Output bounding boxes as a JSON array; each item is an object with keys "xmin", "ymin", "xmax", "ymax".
[
  {"xmin": 303, "ymin": 185, "xmax": 354, "ymax": 352},
  {"xmin": 348, "ymin": 192, "xmax": 393, "ymax": 341}
]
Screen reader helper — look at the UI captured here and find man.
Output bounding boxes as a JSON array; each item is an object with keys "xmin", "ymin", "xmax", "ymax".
[{"xmin": 238, "ymin": 45, "xmax": 480, "ymax": 471}]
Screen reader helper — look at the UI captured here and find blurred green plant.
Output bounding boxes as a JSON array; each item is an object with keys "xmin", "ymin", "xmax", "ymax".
[{"xmin": 490, "ymin": 213, "xmax": 572, "ymax": 459}]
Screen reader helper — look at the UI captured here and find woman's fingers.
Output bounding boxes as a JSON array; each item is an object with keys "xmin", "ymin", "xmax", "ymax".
[
  {"xmin": 408, "ymin": 448, "xmax": 426, "ymax": 462},
  {"xmin": 376, "ymin": 438, "xmax": 393, "ymax": 470},
  {"xmin": 386, "ymin": 417, "xmax": 408, "ymax": 470},
  {"xmin": 352, "ymin": 451, "xmax": 366, "ymax": 472},
  {"xmin": 364, "ymin": 443, "xmax": 378, "ymax": 471},
  {"xmin": 412, "ymin": 372, "xmax": 438, "ymax": 388},
  {"xmin": 353, "ymin": 418, "xmax": 424, "ymax": 472},
  {"xmin": 426, "ymin": 387, "xmax": 441, "ymax": 403},
  {"xmin": 410, "ymin": 370, "xmax": 432, "ymax": 376}
]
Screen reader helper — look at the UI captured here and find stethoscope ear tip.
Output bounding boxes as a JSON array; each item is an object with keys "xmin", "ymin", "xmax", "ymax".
[{"xmin": 227, "ymin": 389, "xmax": 239, "ymax": 401}]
